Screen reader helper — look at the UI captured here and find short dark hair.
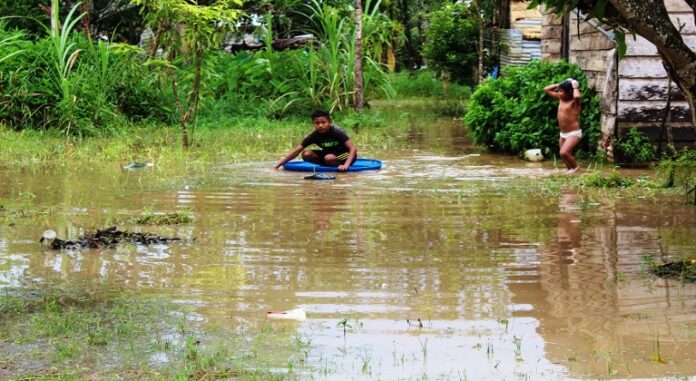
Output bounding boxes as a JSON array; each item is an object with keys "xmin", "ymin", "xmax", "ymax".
[
  {"xmin": 558, "ymin": 80, "xmax": 573, "ymax": 94},
  {"xmin": 311, "ymin": 110, "xmax": 331, "ymax": 121}
]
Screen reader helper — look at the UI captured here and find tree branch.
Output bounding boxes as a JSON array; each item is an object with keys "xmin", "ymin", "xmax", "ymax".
[{"xmin": 97, "ymin": 0, "xmax": 137, "ymax": 21}]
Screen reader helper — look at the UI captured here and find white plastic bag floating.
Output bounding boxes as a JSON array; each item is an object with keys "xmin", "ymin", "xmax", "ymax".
[
  {"xmin": 267, "ymin": 308, "xmax": 306, "ymax": 321},
  {"xmin": 524, "ymin": 149, "xmax": 544, "ymax": 162}
]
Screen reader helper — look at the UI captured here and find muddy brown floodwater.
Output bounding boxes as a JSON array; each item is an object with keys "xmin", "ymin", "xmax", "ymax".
[{"xmin": 1, "ymin": 104, "xmax": 696, "ymax": 380}]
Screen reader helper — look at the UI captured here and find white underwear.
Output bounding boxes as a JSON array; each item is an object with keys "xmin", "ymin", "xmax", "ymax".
[{"xmin": 560, "ymin": 130, "xmax": 583, "ymax": 140}]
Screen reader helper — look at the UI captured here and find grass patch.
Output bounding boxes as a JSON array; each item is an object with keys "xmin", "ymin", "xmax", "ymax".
[
  {"xmin": 0, "ymin": 109, "xmax": 402, "ymax": 171},
  {"xmin": 649, "ymin": 259, "xmax": 696, "ymax": 282},
  {"xmin": 578, "ymin": 170, "xmax": 634, "ymax": 188},
  {"xmin": 0, "ymin": 283, "xmax": 292, "ymax": 380},
  {"xmin": 133, "ymin": 210, "xmax": 194, "ymax": 225}
]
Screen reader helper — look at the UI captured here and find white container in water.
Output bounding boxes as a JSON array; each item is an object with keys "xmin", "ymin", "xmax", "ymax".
[
  {"xmin": 524, "ymin": 149, "xmax": 544, "ymax": 162},
  {"xmin": 267, "ymin": 308, "xmax": 306, "ymax": 321}
]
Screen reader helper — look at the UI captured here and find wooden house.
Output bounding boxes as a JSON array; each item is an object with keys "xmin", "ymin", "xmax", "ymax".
[{"xmin": 541, "ymin": 0, "xmax": 696, "ymax": 156}]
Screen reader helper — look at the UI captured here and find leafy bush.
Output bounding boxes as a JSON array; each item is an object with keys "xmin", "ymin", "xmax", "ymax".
[
  {"xmin": 422, "ymin": 2, "xmax": 480, "ymax": 85},
  {"xmin": 656, "ymin": 149, "xmax": 696, "ymax": 204},
  {"xmin": 0, "ymin": 19, "xmax": 172, "ymax": 134},
  {"xmin": 614, "ymin": 127, "xmax": 656, "ymax": 164},
  {"xmin": 464, "ymin": 60, "xmax": 600, "ymax": 157}
]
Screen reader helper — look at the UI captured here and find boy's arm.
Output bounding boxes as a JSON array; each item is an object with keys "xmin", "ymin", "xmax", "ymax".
[
  {"xmin": 544, "ymin": 83, "xmax": 561, "ymax": 99},
  {"xmin": 273, "ymin": 145, "xmax": 304, "ymax": 169},
  {"xmin": 337, "ymin": 140, "xmax": 357, "ymax": 172},
  {"xmin": 572, "ymin": 80, "xmax": 581, "ymax": 104}
]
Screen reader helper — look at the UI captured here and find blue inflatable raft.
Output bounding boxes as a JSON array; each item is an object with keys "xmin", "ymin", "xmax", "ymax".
[{"xmin": 283, "ymin": 158, "xmax": 382, "ymax": 172}]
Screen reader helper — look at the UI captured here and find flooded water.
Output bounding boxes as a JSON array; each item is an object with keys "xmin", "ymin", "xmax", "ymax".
[{"xmin": 2, "ymin": 104, "xmax": 696, "ymax": 380}]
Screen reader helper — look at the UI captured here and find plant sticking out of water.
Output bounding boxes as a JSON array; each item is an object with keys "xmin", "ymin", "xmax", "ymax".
[
  {"xmin": 418, "ymin": 337, "xmax": 428, "ymax": 359},
  {"xmin": 134, "ymin": 209, "xmax": 194, "ymax": 225},
  {"xmin": 603, "ymin": 351, "xmax": 618, "ymax": 376},
  {"xmin": 579, "ymin": 170, "xmax": 634, "ymax": 188},
  {"xmin": 497, "ymin": 318, "xmax": 510, "ymax": 332},
  {"xmin": 648, "ymin": 258, "xmax": 696, "ymax": 283},
  {"xmin": 650, "ymin": 334, "xmax": 667, "ymax": 364},
  {"xmin": 513, "ymin": 335, "xmax": 523, "ymax": 362}
]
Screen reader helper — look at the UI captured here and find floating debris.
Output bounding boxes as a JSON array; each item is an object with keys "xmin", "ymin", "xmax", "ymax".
[
  {"xmin": 40, "ymin": 226, "xmax": 182, "ymax": 250},
  {"xmin": 304, "ymin": 173, "xmax": 336, "ymax": 180},
  {"xmin": 649, "ymin": 259, "xmax": 696, "ymax": 282},
  {"xmin": 267, "ymin": 308, "xmax": 307, "ymax": 321},
  {"xmin": 123, "ymin": 162, "xmax": 154, "ymax": 170}
]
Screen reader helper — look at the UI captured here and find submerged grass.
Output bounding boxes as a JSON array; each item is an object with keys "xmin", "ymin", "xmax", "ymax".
[
  {"xmin": 0, "ymin": 109, "xmax": 401, "ymax": 172},
  {"xmin": 0, "ymin": 283, "xmax": 297, "ymax": 380},
  {"xmin": 133, "ymin": 210, "xmax": 194, "ymax": 225}
]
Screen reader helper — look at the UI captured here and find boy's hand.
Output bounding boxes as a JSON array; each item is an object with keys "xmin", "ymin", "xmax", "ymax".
[
  {"xmin": 571, "ymin": 79, "xmax": 579, "ymax": 89},
  {"xmin": 337, "ymin": 164, "xmax": 348, "ymax": 171}
]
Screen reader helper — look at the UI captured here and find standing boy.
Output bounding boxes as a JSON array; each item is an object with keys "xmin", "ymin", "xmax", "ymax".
[
  {"xmin": 544, "ymin": 78, "xmax": 582, "ymax": 173},
  {"xmin": 273, "ymin": 110, "xmax": 357, "ymax": 171}
]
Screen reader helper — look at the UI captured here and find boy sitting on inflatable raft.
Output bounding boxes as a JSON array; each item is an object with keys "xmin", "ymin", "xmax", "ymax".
[{"xmin": 273, "ymin": 110, "xmax": 357, "ymax": 172}]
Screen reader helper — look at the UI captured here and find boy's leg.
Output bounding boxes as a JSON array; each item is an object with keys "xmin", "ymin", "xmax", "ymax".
[
  {"xmin": 302, "ymin": 150, "xmax": 324, "ymax": 164},
  {"xmin": 560, "ymin": 136, "xmax": 581, "ymax": 170},
  {"xmin": 323, "ymin": 152, "xmax": 352, "ymax": 166},
  {"xmin": 323, "ymin": 153, "xmax": 338, "ymax": 166}
]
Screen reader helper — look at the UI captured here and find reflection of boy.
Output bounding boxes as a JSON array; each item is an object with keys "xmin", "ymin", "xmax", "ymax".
[
  {"xmin": 544, "ymin": 79, "xmax": 582, "ymax": 174},
  {"xmin": 273, "ymin": 110, "xmax": 357, "ymax": 171}
]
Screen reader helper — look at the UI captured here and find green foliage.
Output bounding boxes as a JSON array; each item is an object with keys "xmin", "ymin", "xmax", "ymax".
[
  {"xmin": 614, "ymin": 128, "xmax": 656, "ymax": 164},
  {"xmin": 387, "ymin": 70, "xmax": 471, "ymax": 99},
  {"xmin": 209, "ymin": 6, "xmax": 393, "ymax": 118},
  {"xmin": 464, "ymin": 60, "xmax": 601, "ymax": 156},
  {"xmin": 0, "ymin": 4, "xmax": 172, "ymax": 134},
  {"xmin": 422, "ymin": 2, "xmax": 479, "ymax": 85},
  {"xmin": 656, "ymin": 149, "xmax": 696, "ymax": 204},
  {"xmin": 0, "ymin": 0, "xmax": 49, "ymax": 35},
  {"xmin": 579, "ymin": 170, "xmax": 633, "ymax": 188}
]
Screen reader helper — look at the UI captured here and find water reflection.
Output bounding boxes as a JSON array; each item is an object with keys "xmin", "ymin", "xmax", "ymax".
[{"xmin": 1, "ymin": 105, "xmax": 696, "ymax": 379}]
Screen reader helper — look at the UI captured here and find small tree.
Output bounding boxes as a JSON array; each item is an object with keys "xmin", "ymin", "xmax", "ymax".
[
  {"xmin": 133, "ymin": 0, "xmax": 241, "ymax": 148},
  {"xmin": 422, "ymin": 2, "xmax": 480, "ymax": 85}
]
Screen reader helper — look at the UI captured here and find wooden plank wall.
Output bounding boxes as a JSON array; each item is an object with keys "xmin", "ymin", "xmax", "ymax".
[
  {"xmin": 617, "ymin": 0, "xmax": 696, "ymax": 144},
  {"xmin": 567, "ymin": 12, "xmax": 618, "ymax": 144}
]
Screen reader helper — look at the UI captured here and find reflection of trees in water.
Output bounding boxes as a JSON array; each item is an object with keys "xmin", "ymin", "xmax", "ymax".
[{"xmin": 509, "ymin": 190, "xmax": 696, "ymax": 377}]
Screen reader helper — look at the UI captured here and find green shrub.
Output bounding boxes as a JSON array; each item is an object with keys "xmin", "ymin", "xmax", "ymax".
[
  {"xmin": 614, "ymin": 127, "xmax": 656, "ymax": 164},
  {"xmin": 422, "ymin": 2, "xmax": 480, "ymax": 85},
  {"xmin": 0, "ymin": 20, "xmax": 171, "ymax": 133},
  {"xmin": 464, "ymin": 60, "xmax": 600, "ymax": 157},
  {"xmin": 656, "ymin": 149, "xmax": 696, "ymax": 204}
]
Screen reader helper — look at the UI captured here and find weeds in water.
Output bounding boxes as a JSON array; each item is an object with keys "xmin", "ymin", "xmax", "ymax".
[
  {"xmin": 603, "ymin": 351, "xmax": 617, "ymax": 376},
  {"xmin": 0, "ymin": 283, "xmax": 291, "ymax": 380},
  {"xmin": 650, "ymin": 334, "xmax": 667, "ymax": 363},
  {"xmin": 579, "ymin": 170, "xmax": 633, "ymax": 188},
  {"xmin": 512, "ymin": 336, "xmax": 522, "ymax": 361},
  {"xmin": 134, "ymin": 209, "xmax": 194, "ymax": 225},
  {"xmin": 418, "ymin": 337, "xmax": 428, "ymax": 358}
]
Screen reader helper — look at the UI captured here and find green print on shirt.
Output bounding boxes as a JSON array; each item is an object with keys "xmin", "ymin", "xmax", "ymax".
[{"xmin": 321, "ymin": 141, "xmax": 339, "ymax": 148}]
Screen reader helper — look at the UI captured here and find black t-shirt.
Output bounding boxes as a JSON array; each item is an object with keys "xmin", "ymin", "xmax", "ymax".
[{"xmin": 301, "ymin": 125, "xmax": 350, "ymax": 156}]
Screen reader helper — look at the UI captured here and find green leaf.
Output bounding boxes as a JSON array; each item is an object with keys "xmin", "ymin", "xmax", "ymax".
[{"xmin": 615, "ymin": 32, "xmax": 627, "ymax": 59}]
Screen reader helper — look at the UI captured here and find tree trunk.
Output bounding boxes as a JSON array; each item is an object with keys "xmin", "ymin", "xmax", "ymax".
[
  {"xmin": 399, "ymin": 0, "xmax": 420, "ymax": 69},
  {"xmin": 495, "ymin": 0, "xmax": 511, "ymax": 29},
  {"xmin": 475, "ymin": 0, "xmax": 484, "ymax": 83},
  {"xmin": 354, "ymin": 0, "xmax": 364, "ymax": 110}
]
